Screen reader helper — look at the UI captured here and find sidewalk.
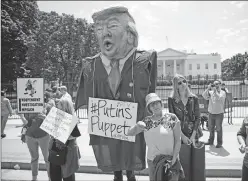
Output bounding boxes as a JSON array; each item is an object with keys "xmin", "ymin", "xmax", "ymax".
[
  {"xmin": 1, "ymin": 118, "xmax": 244, "ymax": 178},
  {"xmin": 1, "ymin": 169, "xmax": 242, "ymax": 181}
]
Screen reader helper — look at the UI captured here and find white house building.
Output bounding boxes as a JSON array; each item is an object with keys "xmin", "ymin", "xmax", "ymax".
[{"xmin": 157, "ymin": 48, "xmax": 221, "ymax": 78}]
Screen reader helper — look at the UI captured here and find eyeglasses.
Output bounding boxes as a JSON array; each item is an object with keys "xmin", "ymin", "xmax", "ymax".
[{"xmin": 178, "ymin": 80, "xmax": 187, "ymax": 85}]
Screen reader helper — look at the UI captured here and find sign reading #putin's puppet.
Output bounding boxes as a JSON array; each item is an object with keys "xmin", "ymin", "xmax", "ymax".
[{"xmin": 88, "ymin": 97, "xmax": 137, "ymax": 142}]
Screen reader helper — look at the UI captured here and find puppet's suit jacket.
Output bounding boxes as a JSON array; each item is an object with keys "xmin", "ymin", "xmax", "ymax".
[{"xmin": 75, "ymin": 50, "xmax": 157, "ymax": 171}]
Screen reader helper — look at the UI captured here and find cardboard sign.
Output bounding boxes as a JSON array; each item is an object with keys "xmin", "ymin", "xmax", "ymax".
[
  {"xmin": 88, "ymin": 97, "xmax": 137, "ymax": 142},
  {"xmin": 17, "ymin": 78, "xmax": 44, "ymax": 113},
  {"xmin": 40, "ymin": 107, "xmax": 79, "ymax": 144}
]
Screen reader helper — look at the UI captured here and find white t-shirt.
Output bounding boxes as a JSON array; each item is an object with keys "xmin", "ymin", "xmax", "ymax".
[{"xmin": 143, "ymin": 113, "xmax": 179, "ymax": 161}]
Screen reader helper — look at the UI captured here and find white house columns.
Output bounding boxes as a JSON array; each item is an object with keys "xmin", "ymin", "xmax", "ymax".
[
  {"xmin": 157, "ymin": 48, "xmax": 221, "ymax": 78},
  {"xmin": 173, "ymin": 59, "xmax": 177, "ymax": 75},
  {"xmin": 163, "ymin": 60, "xmax": 166, "ymax": 76}
]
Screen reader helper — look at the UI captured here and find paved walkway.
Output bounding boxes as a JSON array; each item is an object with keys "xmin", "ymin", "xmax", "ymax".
[
  {"xmin": 1, "ymin": 117, "xmax": 245, "ymax": 177},
  {"xmin": 1, "ymin": 169, "xmax": 242, "ymax": 181}
]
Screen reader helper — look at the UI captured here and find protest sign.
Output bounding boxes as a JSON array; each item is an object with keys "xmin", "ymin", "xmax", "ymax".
[
  {"xmin": 40, "ymin": 107, "xmax": 79, "ymax": 144},
  {"xmin": 88, "ymin": 97, "xmax": 137, "ymax": 142},
  {"xmin": 17, "ymin": 78, "xmax": 44, "ymax": 113}
]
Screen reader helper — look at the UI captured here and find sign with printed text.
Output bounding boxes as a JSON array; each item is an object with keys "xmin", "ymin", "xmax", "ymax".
[
  {"xmin": 40, "ymin": 107, "xmax": 79, "ymax": 144},
  {"xmin": 17, "ymin": 78, "xmax": 44, "ymax": 113},
  {"xmin": 88, "ymin": 97, "xmax": 137, "ymax": 142}
]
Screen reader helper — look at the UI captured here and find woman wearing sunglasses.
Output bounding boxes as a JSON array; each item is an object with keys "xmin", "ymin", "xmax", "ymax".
[{"xmin": 168, "ymin": 74, "xmax": 205, "ymax": 181}]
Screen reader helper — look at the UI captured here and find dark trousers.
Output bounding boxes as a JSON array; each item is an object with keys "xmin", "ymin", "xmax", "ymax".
[
  {"xmin": 114, "ymin": 170, "xmax": 135, "ymax": 181},
  {"xmin": 179, "ymin": 144, "xmax": 206, "ymax": 181},
  {"xmin": 50, "ymin": 163, "xmax": 75, "ymax": 181},
  {"xmin": 208, "ymin": 113, "xmax": 224, "ymax": 145},
  {"xmin": 242, "ymin": 164, "xmax": 248, "ymax": 181}
]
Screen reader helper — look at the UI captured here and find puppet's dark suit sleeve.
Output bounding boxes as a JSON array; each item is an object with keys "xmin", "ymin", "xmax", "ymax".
[
  {"xmin": 148, "ymin": 51, "xmax": 157, "ymax": 93},
  {"xmin": 75, "ymin": 58, "xmax": 94, "ymax": 111}
]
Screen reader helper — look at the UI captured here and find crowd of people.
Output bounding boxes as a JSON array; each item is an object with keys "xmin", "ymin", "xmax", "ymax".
[
  {"xmin": 19, "ymin": 85, "xmax": 79, "ymax": 181},
  {"xmin": 1, "ymin": 85, "xmax": 81, "ymax": 181}
]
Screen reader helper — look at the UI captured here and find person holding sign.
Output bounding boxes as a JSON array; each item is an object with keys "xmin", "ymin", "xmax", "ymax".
[
  {"xmin": 49, "ymin": 98, "xmax": 81, "ymax": 181},
  {"xmin": 128, "ymin": 93, "xmax": 184, "ymax": 181},
  {"xmin": 20, "ymin": 112, "xmax": 50, "ymax": 181},
  {"xmin": 75, "ymin": 6, "xmax": 157, "ymax": 181}
]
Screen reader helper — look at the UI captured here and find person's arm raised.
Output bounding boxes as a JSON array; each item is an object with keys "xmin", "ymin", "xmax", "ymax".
[{"xmin": 127, "ymin": 121, "xmax": 147, "ymax": 136}]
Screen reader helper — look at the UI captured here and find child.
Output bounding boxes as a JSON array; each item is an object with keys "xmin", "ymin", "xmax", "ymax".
[{"xmin": 128, "ymin": 93, "xmax": 184, "ymax": 181}]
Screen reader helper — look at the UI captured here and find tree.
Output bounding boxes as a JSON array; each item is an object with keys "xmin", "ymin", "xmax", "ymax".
[
  {"xmin": 25, "ymin": 11, "xmax": 99, "ymax": 95},
  {"xmin": 25, "ymin": 11, "xmax": 62, "ymax": 80},
  {"xmin": 1, "ymin": 0, "xmax": 39, "ymax": 83},
  {"xmin": 221, "ymin": 52, "xmax": 248, "ymax": 82}
]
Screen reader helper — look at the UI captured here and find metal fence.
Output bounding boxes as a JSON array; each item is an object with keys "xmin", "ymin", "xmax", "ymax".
[
  {"xmin": 74, "ymin": 75, "xmax": 248, "ymax": 119},
  {"xmin": 2, "ymin": 75, "xmax": 248, "ymax": 119},
  {"xmin": 156, "ymin": 75, "xmax": 248, "ymax": 119}
]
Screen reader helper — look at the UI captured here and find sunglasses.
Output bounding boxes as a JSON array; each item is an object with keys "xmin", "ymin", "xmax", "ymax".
[{"xmin": 178, "ymin": 80, "xmax": 187, "ymax": 85}]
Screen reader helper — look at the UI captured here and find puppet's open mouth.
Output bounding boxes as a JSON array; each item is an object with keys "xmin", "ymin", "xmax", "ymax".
[{"xmin": 103, "ymin": 40, "xmax": 113, "ymax": 50}]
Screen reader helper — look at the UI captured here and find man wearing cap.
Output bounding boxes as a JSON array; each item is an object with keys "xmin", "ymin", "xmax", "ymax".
[{"xmin": 75, "ymin": 6, "xmax": 157, "ymax": 181}]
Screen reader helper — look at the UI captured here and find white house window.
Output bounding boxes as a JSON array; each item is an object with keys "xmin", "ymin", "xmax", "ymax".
[
  {"xmin": 214, "ymin": 63, "xmax": 217, "ymax": 69},
  {"xmin": 205, "ymin": 63, "xmax": 208, "ymax": 69},
  {"xmin": 177, "ymin": 64, "xmax": 180, "ymax": 71},
  {"xmin": 197, "ymin": 64, "xmax": 200, "ymax": 70},
  {"xmin": 189, "ymin": 64, "xmax": 192, "ymax": 70}
]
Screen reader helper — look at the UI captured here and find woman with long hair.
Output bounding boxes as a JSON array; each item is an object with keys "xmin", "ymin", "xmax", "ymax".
[
  {"xmin": 49, "ymin": 98, "xmax": 81, "ymax": 181},
  {"xmin": 168, "ymin": 74, "xmax": 205, "ymax": 181}
]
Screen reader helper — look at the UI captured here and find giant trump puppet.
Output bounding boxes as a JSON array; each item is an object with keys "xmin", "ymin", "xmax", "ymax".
[{"xmin": 75, "ymin": 7, "xmax": 157, "ymax": 181}]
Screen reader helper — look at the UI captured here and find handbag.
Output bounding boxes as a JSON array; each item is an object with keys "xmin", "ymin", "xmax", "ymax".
[{"xmin": 48, "ymin": 140, "xmax": 67, "ymax": 166}]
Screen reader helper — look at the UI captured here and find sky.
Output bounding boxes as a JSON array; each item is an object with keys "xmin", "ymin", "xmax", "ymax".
[{"xmin": 37, "ymin": 1, "xmax": 248, "ymax": 61}]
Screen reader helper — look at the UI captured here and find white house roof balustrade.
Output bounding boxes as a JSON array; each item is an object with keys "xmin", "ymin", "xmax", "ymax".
[{"xmin": 157, "ymin": 48, "xmax": 221, "ymax": 77}]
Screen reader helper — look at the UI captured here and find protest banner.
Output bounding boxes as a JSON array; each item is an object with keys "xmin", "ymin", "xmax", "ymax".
[
  {"xmin": 40, "ymin": 107, "xmax": 79, "ymax": 144},
  {"xmin": 17, "ymin": 78, "xmax": 44, "ymax": 113},
  {"xmin": 88, "ymin": 97, "xmax": 137, "ymax": 142}
]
